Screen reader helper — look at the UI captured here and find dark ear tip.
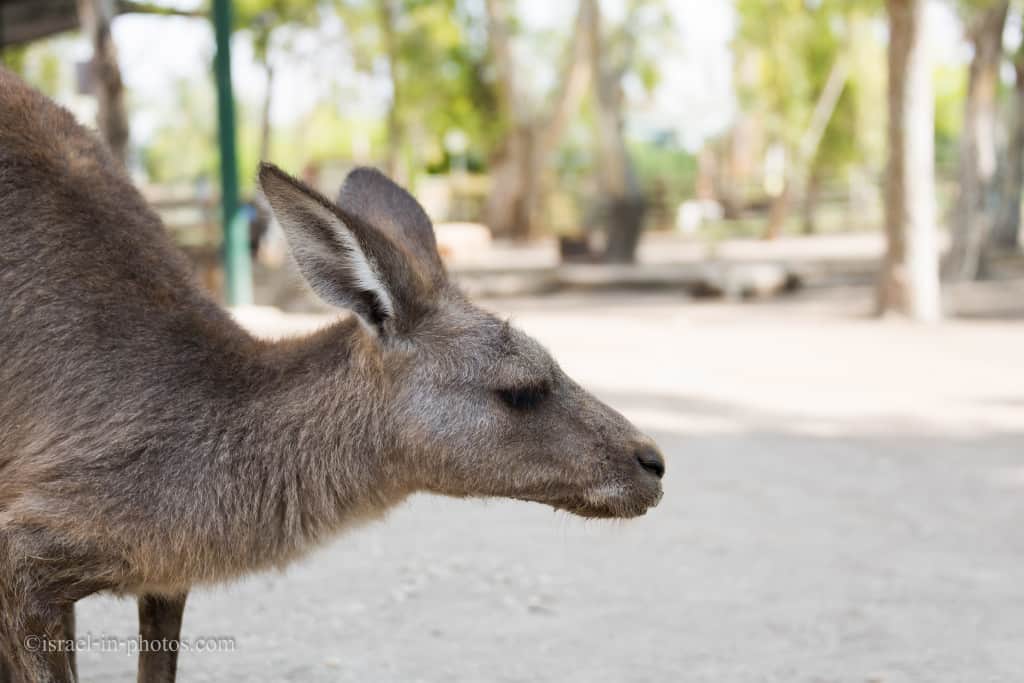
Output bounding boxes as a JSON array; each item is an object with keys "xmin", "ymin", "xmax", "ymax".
[
  {"xmin": 258, "ymin": 161, "xmax": 285, "ymax": 185},
  {"xmin": 347, "ymin": 166, "xmax": 388, "ymax": 180},
  {"xmin": 339, "ymin": 166, "xmax": 391, "ymax": 197},
  {"xmin": 258, "ymin": 163, "xmax": 312, "ymax": 203}
]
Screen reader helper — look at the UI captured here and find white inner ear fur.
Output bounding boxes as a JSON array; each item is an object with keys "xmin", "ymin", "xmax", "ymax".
[{"xmin": 276, "ymin": 198, "xmax": 395, "ymax": 321}]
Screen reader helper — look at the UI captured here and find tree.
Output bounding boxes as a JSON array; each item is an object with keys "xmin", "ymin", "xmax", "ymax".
[
  {"xmin": 0, "ymin": 44, "xmax": 30, "ymax": 74},
  {"xmin": 588, "ymin": 0, "xmax": 671, "ymax": 262},
  {"xmin": 947, "ymin": 0, "xmax": 1009, "ymax": 280},
  {"xmin": 770, "ymin": 54, "xmax": 848, "ymax": 238},
  {"xmin": 484, "ymin": 0, "xmax": 670, "ymax": 260},
  {"xmin": 376, "ymin": 0, "xmax": 403, "ymax": 178},
  {"xmin": 337, "ymin": 0, "xmax": 496, "ymax": 183},
  {"xmin": 877, "ymin": 0, "xmax": 941, "ymax": 322},
  {"xmin": 233, "ymin": 0, "xmax": 320, "ymax": 163},
  {"xmin": 734, "ymin": 0, "xmax": 882, "ymax": 239},
  {"xmin": 483, "ymin": 0, "xmax": 593, "ymax": 239},
  {"xmin": 77, "ymin": 0, "xmax": 130, "ymax": 166},
  {"xmin": 994, "ymin": 32, "xmax": 1024, "ymax": 251},
  {"xmin": 142, "ymin": 78, "xmax": 219, "ymax": 183},
  {"xmin": 1, "ymin": 43, "xmax": 63, "ymax": 96},
  {"xmin": 331, "ymin": 0, "xmax": 402, "ymax": 176}
]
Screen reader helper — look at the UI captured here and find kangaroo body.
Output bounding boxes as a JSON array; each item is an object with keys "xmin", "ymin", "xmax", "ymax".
[{"xmin": 0, "ymin": 70, "xmax": 663, "ymax": 682}]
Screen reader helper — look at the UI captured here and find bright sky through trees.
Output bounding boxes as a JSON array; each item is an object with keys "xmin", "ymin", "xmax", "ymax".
[{"xmin": 36, "ymin": 0, "xmax": 966, "ymax": 152}]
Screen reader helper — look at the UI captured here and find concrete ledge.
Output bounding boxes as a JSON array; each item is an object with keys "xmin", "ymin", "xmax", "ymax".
[{"xmin": 452, "ymin": 259, "xmax": 878, "ymax": 300}]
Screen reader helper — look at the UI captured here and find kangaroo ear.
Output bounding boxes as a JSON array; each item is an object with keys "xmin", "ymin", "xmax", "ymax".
[
  {"xmin": 259, "ymin": 163, "xmax": 431, "ymax": 334},
  {"xmin": 337, "ymin": 167, "xmax": 446, "ymax": 286}
]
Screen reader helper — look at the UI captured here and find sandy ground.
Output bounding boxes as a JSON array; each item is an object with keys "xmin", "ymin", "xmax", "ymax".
[{"xmin": 74, "ymin": 286, "xmax": 1024, "ymax": 682}]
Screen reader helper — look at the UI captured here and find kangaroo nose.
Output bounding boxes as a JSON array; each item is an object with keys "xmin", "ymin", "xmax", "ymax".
[{"xmin": 636, "ymin": 447, "xmax": 666, "ymax": 479}]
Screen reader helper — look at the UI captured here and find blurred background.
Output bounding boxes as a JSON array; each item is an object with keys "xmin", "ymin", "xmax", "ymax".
[{"xmin": 2, "ymin": 0, "xmax": 1023, "ymax": 681}]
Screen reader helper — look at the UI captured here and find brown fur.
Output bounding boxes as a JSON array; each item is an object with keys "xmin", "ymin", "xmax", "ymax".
[{"xmin": 0, "ymin": 69, "xmax": 663, "ymax": 682}]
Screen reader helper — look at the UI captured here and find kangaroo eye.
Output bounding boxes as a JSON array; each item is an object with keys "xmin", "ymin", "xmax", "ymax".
[{"xmin": 496, "ymin": 384, "xmax": 549, "ymax": 410}]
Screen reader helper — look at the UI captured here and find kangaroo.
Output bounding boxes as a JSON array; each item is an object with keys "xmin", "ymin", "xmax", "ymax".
[{"xmin": 0, "ymin": 69, "xmax": 665, "ymax": 683}]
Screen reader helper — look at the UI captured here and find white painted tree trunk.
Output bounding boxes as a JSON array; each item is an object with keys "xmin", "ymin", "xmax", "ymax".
[{"xmin": 878, "ymin": 0, "xmax": 941, "ymax": 323}]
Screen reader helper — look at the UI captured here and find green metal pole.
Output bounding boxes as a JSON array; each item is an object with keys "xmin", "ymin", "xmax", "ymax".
[{"xmin": 212, "ymin": 0, "xmax": 252, "ymax": 306}]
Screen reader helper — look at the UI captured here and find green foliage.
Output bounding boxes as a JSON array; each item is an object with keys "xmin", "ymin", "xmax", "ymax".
[
  {"xmin": 142, "ymin": 73, "xmax": 393, "ymax": 191},
  {"xmin": 734, "ymin": 0, "xmax": 885, "ymax": 178},
  {"xmin": 630, "ymin": 139, "xmax": 697, "ymax": 211},
  {"xmin": 934, "ymin": 63, "xmax": 967, "ymax": 171},
  {"xmin": 953, "ymin": 0, "xmax": 1009, "ymax": 19},
  {"xmin": 734, "ymin": 0, "xmax": 816, "ymax": 146},
  {"xmin": 142, "ymin": 79, "xmax": 219, "ymax": 184},
  {"xmin": 396, "ymin": 1, "xmax": 499, "ymax": 157},
  {"xmin": 335, "ymin": 0, "xmax": 501, "ymax": 163},
  {"xmin": 231, "ymin": 0, "xmax": 321, "ymax": 61},
  {"xmin": 607, "ymin": 0, "xmax": 676, "ymax": 96},
  {"xmin": 3, "ymin": 42, "xmax": 63, "ymax": 96},
  {"xmin": 0, "ymin": 44, "xmax": 29, "ymax": 74},
  {"xmin": 282, "ymin": 104, "xmax": 385, "ymax": 166}
]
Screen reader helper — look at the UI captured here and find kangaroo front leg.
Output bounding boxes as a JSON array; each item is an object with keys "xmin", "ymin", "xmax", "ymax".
[
  {"xmin": 7, "ymin": 606, "xmax": 77, "ymax": 683},
  {"xmin": 0, "ymin": 651, "xmax": 12, "ymax": 683},
  {"xmin": 2, "ymin": 600, "xmax": 75, "ymax": 683},
  {"xmin": 136, "ymin": 594, "xmax": 187, "ymax": 683}
]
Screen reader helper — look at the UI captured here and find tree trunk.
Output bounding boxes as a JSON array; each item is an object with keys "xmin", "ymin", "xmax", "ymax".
[
  {"xmin": 802, "ymin": 167, "xmax": 822, "ymax": 235},
  {"xmin": 251, "ymin": 58, "xmax": 275, "ymax": 261},
  {"xmin": 258, "ymin": 59, "xmax": 274, "ymax": 162},
  {"xmin": 484, "ymin": 0, "xmax": 592, "ymax": 240},
  {"xmin": 378, "ymin": 0, "xmax": 403, "ymax": 182},
  {"xmin": 583, "ymin": 0, "xmax": 645, "ymax": 262},
  {"xmin": 76, "ymin": 0, "xmax": 129, "ymax": 167},
  {"xmin": 948, "ymin": 1, "xmax": 1008, "ymax": 279},
  {"xmin": 877, "ymin": 0, "xmax": 941, "ymax": 322},
  {"xmin": 484, "ymin": 0, "xmax": 528, "ymax": 238},
  {"xmin": 485, "ymin": 0, "xmax": 517, "ymax": 122},
  {"xmin": 764, "ymin": 185, "xmax": 791, "ymax": 240},
  {"xmin": 485, "ymin": 126, "xmax": 536, "ymax": 240},
  {"xmin": 763, "ymin": 55, "xmax": 847, "ymax": 240},
  {"xmin": 994, "ymin": 48, "xmax": 1024, "ymax": 251}
]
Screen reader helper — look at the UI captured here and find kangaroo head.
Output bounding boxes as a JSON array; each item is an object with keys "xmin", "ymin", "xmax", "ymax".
[{"xmin": 259, "ymin": 164, "xmax": 664, "ymax": 519}]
